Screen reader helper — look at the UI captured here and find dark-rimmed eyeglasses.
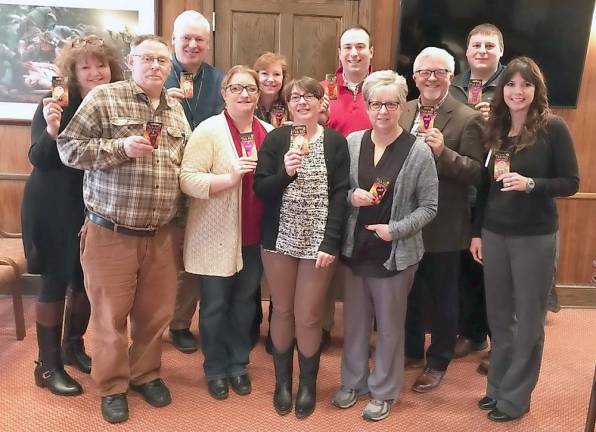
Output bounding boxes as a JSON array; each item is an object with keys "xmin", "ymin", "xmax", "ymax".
[
  {"xmin": 131, "ymin": 54, "xmax": 170, "ymax": 67},
  {"xmin": 288, "ymin": 93, "xmax": 319, "ymax": 103},
  {"xmin": 415, "ymin": 69, "xmax": 450, "ymax": 79},
  {"xmin": 368, "ymin": 101, "xmax": 400, "ymax": 111},
  {"xmin": 226, "ymin": 84, "xmax": 259, "ymax": 95},
  {"xmin": 71, "ymin": 36, "xmax": 104, "ymax": 48}
]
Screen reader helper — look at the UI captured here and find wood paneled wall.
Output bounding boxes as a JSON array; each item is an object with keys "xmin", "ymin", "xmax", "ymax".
[{"xmin": 0, "ymin": 1, "xmax": 593, "ymax": 302}]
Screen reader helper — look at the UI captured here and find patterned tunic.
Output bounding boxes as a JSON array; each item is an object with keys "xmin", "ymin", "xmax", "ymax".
[{"xmin": 275, "ymin": 131, "xmax": 328, "ymax": 259}]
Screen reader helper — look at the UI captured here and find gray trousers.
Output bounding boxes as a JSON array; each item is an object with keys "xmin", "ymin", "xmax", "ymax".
[
  {"xmin": 340, "ymin": 262, "xmax": 417, "ymax": 401},
  {"xmin": 482, "ymin": 229, "xmax": 557, "ymax": 417}
]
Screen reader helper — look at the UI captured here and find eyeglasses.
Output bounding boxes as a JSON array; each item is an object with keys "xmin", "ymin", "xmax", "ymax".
[
  {"xmin": 415, "ymin": 69, "xmax": 451, "ymax": 79},
  {"xmin": 368, "ymin": 101, "xmax": 400, "ymax": 111},
  {"xmin": 288, "ymin": 93, "xmax": 319, "ymax": 103},
  {"xmin": 132, "ymin": 54, "xmax": 170, "ymax": 67},
  {"xmin": 71, "ymin": 36, "xmax": 104, "ymax": 48},
  {"xmin": 226, "ymin": 84, "xmax": 259, "ymax": 95}
]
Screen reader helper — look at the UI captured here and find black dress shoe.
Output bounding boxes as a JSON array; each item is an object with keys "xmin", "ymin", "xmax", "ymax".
[
  {"xmin": 207, "ymin": 378, "xmax": 229, "ymax": 400},
  {"xmin": 101, "ymin": 393, "xmax": 128, "ymax": 423},
  {"xmin": 229, "ymin": 374, "xmax": 252, "ymax": 395},
  {"xmin": 130, "ymin": 378, "xmax": 171, "ymax": 407},
  {"xmin": 488, "ymin": 408, "xmax": 525, "ymax": 422},
  {"xmin": 169, "ymin": 329, "xmax": 198, "ymax": 353},
  {"xmin": 62, "ymin": 340, "xmax": 92, "ymax": 374},
  {"xmin": 478, "ymin": 396, "xmax": 497, "ymax": 410}
]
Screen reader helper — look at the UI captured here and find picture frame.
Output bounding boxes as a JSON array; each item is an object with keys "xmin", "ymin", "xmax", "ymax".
[{"xmin": 0, "ymin": 0, "xmax": 157, "ymax": 124}]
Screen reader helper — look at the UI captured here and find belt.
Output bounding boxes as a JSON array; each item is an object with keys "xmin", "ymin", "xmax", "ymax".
[{"xmin": 88, "ymin": 212, "xmax": 157, "ymax": 237}]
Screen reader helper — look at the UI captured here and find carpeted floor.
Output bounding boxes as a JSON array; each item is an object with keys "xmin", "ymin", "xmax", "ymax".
[{"xmin": 0, "ymin": 297, "xmax": 594, "ymax": 432}]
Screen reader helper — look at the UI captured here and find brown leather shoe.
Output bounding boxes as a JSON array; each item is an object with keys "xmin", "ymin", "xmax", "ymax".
[
  {"xmin": 411, "ymin": 368, "xmax": 445, "ymax": 393},
  {"xmin": 453, "ymin": 337, "xmax": 488, "ymax": 359},
  {"xmin": 404, "ymin": 357, "xmax": 425, "ymax": 369}
]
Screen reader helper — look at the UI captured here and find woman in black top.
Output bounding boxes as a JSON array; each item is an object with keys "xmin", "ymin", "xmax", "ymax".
[
  {"xmin": 470, "ymin": 57, "xmax": 579, "ymax": 422},
  {"xmin": 254, "ymin": 77, "xmax": 349, "ymax": 418},
  {"xmin": 21, "ymin": 36, "xmax": 123, "ymax": 396}
]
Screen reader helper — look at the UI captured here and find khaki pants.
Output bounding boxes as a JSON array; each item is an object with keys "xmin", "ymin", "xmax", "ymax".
[{"xmin": 80, "ymin": 220, "xmax": 179, "ymax": 395}]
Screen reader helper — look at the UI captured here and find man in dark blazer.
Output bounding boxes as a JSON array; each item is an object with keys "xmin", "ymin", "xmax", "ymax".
[{"xmin": 399, "ymin": 47, "xmax": 484, "ymax": 393}]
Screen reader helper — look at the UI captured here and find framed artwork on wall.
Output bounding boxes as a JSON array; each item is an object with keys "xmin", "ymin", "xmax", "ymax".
[{"xmin": 0, "ymin": 0, "xmax": 157, "ymax": 124}]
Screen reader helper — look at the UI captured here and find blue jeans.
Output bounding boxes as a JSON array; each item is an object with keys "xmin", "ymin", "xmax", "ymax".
[{"xmin": 198, "ymin": 245, "xmax": 262, "ymax": 380}]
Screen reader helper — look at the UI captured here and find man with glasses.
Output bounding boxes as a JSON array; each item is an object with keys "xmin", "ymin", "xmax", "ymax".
[
  {"xmin": 399, "ymin": 47, "xmax": 484, "ymax": 393},
  {"xmin": 165, "ymin": 10, "xmax": 224, "ymax": 354},
  {"xmin": 57, "ymin": 35, "xmax": 191, "ymax": 424}
]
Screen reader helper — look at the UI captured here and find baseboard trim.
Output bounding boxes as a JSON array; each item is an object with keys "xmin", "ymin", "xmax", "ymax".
[{"xmin": 556, "ymin": 284, "xmax": 596, "ymax": 308}]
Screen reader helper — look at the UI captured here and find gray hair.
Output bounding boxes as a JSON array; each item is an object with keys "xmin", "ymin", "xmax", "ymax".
[
  {"xmin": 413, "ymin": 47, "xmax": 455, "ymax": 73},
  {"xmin": 173, "ymin": 10, "xmax": 211, "ymax": 37},
  {"xmin": 362, "ymin": 70, "xmax": 408, "ymax": 106}
]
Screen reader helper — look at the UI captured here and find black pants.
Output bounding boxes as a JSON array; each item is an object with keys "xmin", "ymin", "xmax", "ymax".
[
  {"xmin": 457, "ymin": 250, "xmax": 489, "ymax": 343},
  {"xmin": 405, "ymin": 251, "xmax": 460, "ymax": 371},
  {"xmin": 199, "ymin": 245, "xmax": 262, "ymax": 380}
]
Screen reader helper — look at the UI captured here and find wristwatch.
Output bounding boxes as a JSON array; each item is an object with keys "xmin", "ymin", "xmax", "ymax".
[{"xmin": 525, "ymin": 177, "xmax": 535, "ymax": 193}]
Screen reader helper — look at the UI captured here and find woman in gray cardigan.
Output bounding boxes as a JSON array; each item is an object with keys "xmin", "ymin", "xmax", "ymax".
[{"xmin": 331, "ymin": 70, "xmax": 438, "ymax": 421}]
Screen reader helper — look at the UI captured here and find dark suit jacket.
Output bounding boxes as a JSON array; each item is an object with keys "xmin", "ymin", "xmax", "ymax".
[{"xmin": 399, "ymin": 94, "xmax": 484, "ymax": 252}]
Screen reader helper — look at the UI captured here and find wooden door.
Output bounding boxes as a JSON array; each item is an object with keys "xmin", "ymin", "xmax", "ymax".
[{"xmin": 214, "ymin": 0, "xmax": 371, "ymax": 79}]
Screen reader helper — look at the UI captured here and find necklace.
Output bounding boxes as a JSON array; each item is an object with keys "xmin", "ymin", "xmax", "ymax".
[{"xmin": 181, "ymin": 67, "xmax": 205, "ymax": 129}]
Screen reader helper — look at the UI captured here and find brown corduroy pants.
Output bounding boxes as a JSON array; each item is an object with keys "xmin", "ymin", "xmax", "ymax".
[{"xmin": 80, "ymin": 220, "xmax": 179, "ymax": 396}]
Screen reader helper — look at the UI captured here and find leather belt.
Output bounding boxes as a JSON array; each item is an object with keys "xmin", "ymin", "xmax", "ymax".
[{"xmin": 88, "ymin": 212, "xmax": 156, "ymax": 237}]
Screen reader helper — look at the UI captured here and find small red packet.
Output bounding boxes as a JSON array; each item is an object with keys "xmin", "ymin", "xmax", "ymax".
[
  {"xmin": 468, "ymin": 79, "xmax": 483, "ymax": 105},
  {"xmin": 180, "ymin": 72, "xmax": 194, "ymax": 98},
  {"xmin": 270, "ymin": 103, "xmax": 287, "ymax": 128},
  {"xmin": 144, "ymin": 121, "xmax": 162, "ymax": 149},
  {"xmin": 52, "ymin": 76, "xmax": 69, "ymax": 107},
  {"xmin": 325, "ymin": 73, "xmax": 338, "ymax": 100},
  {"xmin": 418, "ymin": 105, "xmax": 435, "ymax": 133},
  {"xmin": 290, "ymin": 125, "xmax": 309, "ymax": 155},
  {"xmin": 493, "ymin": 151, "xmax": 511, "ymax": 180},
  {"xmin": 369, "ymin": 177, "xmax": 390, "ymax": 204},
  {"xmin": 240, "ymin": 132, "xmax": 257, "ymax": 161}
]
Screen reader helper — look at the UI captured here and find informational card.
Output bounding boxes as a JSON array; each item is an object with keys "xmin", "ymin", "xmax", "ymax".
[
  {"xmin": 290, "ymin": 125, "xmax": 309, "ymax": 155},
  {"xmin": 418, "ymin": 105, "xmax": 435, "ymax": 133},
  {"xmin": 144, "ymin": 121, "xmax": 162, "ymax": 149},
  {"xmin": 370, "ymin": 177, "xmax": 390, "ymax": 204},
  {"xmin": 271, "ymin": 103, "xmax": 288, "ymax": 128},
  {"xmin": 51, "ymin": 76, "xmax": 69, "ymax": 107},
  {"xmin": 493, "ymin": 151, "xmax": 511, "ymax": 180},
  {"xmin": 325, "ymin": 73, "xmax": 338, "ymax": 100},
  {"xmin": 180, "ymin": 72, "xmax": 194, "ymax": 98},
  {"xmin": 240, "ymin": 132, "xmax": 257, "ymax": 161},
  {"xmin": 468, "ymin": 79, "xmax": 483, "ymax": 105}
]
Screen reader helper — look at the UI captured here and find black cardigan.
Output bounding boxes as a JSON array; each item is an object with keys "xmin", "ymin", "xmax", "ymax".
[
  {"xmin": 474, "ymin": 115, "xmax": 579, "ymax": 236},
  {"xmin": 254, "ymin": 126, "xmax": 350, "ymax": 255}
]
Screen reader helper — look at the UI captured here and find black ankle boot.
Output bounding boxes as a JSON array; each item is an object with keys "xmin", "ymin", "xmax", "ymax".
[
  {"xmin": 35, "ymin": 322, "xmax": 82, "ymax": 396},
  {"xmin": 295, "ymin": 348, "xmax": 321, "ymax": 419},
  {"xmin": 272, "ymin": 344, "xmax": 294, "ymax": 415},
  {"xmin": 62, "ymin": 292, "xmax": 92, "ymax": 374}
]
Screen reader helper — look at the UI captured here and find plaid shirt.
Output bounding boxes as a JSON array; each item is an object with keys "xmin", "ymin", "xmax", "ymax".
[{"xmin": 57, "ymin": 80, "xmax": 191, "ymax": 229}]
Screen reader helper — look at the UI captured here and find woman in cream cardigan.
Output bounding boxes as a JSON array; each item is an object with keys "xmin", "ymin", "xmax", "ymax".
[{"xmin": 180, "ymin": 65, "xmax": 273, "ymax": 400}]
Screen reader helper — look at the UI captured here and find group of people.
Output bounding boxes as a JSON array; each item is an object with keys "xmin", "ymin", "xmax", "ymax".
[{"xmin": 20, "ymin": 10, "xmax": 579, "ymax": 426}]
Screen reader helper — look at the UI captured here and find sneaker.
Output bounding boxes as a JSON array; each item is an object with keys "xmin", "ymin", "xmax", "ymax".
[
  {"xmin": 331, "ymin": 388, "xmax": 362, "ymax": 409},
  {"xmin": 362, "ymin": 399, "xmax": 390, "ymax": 421}
]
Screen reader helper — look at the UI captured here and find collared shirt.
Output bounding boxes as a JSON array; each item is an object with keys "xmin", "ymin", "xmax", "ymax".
[
  {"xmin": 165, "ymin": 55, "xmax": 224, "ymax": 130},
  {"xmin": 450, "ymin": 63, "xmax": 505, "ymax": 105},
  {"xmin": 325, "ymin": 66, "xmax": 372, "ymax": 137},
  {"xmin": 57, "ymin": 79, "xmax": 191, "ymax": 229},
  {"xmin": 410, "ymin": 91, "xmax": 450, "ymax": 138}
]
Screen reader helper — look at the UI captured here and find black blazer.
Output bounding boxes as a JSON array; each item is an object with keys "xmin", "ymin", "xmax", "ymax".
[{"xmin": 254, "ymin": 126, "xmax": 350, "ymax": 256}]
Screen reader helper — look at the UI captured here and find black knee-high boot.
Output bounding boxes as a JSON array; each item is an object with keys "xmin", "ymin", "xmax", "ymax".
[
  {"xmin": 62, "ymin": 291, "xmax": 92, "ymax": 374},
  {"xmin": 35, "ymin": 301, "xmax": 82, "ymax": 396},
  {"xmin": 295, "ymin": 348, "xmax": 321, "ymax": 419},
  {"xmin": 272, "ymin": 343, "xmax": 294, "ymax": 415}
]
